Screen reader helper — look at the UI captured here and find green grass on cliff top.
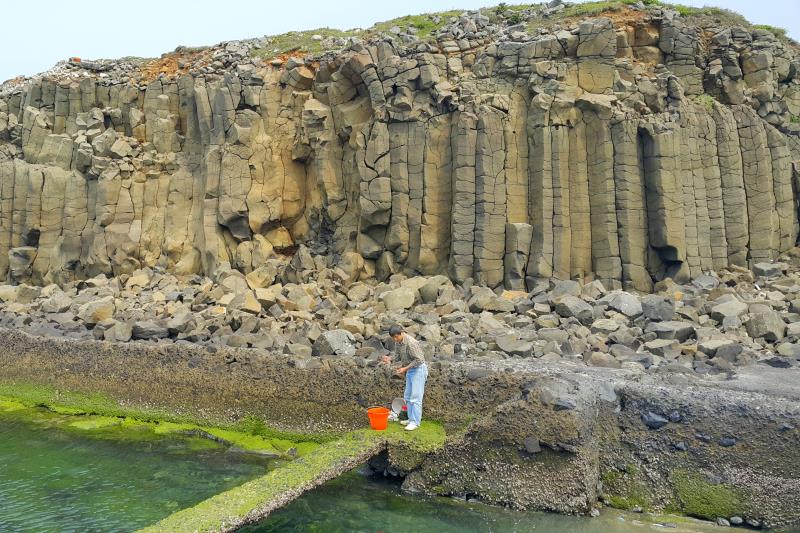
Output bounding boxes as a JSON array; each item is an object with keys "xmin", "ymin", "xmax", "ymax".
[
  {"xmin": 251, "ymin": 28, "xmax": 362, "ymax": 57},
  {"xmin": 250, "ymin": 0, "xmax": 789, "ymax": 60}
]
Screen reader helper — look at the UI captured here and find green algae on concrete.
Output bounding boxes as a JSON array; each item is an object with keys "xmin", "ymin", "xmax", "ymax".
[
  {"xmin": 0, "ymin": 381, "xmax": 325, "ymax": 457},
  {"xmin": 153, "ymin": 423, "xmax": 305, "ymax": 458},
  {"xmin": 0, "ymin": 397, "xmax": 305, "ymax": 458},
  {"xmin": 0, "ymin": 398, "xmax": 26, "ymax": 411},
  {"xmin": 140, "ymin": 422, "xmax": 447, "ymax": 533},
  {"xmin": 69, "ymin": 415, "xmax": 125, "ymax": 430}
]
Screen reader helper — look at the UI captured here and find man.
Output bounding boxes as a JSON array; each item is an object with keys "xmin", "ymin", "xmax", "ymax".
[{"xmin": 382, "ymin": 325, "xmax": 428, "ymax": 431}]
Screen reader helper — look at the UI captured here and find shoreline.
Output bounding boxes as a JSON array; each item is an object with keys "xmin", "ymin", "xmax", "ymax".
[{"xmin": 1, "ymin": 327, "xmax": 798, "ymax": 529}]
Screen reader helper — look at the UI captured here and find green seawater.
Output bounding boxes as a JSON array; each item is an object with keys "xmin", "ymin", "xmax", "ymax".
[
  {"xmin": 248, "ymin": 470, "xmax": 726, "ymax": 533},
  {"xmin": 0, "ymin": 408, "xmax": 275, "ymax": 532}
]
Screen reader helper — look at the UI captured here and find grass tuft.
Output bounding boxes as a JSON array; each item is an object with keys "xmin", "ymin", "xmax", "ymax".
[
  {"xmin": 697, "ymin": 94, "xmax": 715, "ymax": 113},
  {"xmin": 753, "ymin": 24, "xmax": 788, "ymax": 40}
]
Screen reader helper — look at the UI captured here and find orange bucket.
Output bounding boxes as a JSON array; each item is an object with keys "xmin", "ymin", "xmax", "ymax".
[{"xmin": 367, "ymin": 407, "xmax": 390, "ymax": 431}]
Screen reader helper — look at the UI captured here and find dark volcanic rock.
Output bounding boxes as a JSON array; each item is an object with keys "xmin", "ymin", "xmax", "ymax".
[{"xmin": 641, "ymin": 411, "xmax": 669, "ymax": 429}]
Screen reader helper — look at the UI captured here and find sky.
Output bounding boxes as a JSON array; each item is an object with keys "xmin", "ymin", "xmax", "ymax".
[{"xmin": 1, "ymin": 0, "xmax": 798, "ymax": 83}]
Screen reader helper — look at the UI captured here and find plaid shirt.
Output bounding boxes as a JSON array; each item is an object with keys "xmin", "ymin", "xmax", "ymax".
[{"xmin": 393, "ymin": 334, "xmax": 426, "ymax": 369}]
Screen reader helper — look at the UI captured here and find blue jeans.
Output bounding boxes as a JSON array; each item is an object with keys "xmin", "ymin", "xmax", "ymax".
[{"xmin": 404, "ymin": 364, "xmax": 428, "ymax": 425}]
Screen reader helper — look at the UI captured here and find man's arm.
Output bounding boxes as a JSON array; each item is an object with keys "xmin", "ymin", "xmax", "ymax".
[{"xmin": 381, "ymin": 343, "xmax": 397, "ymax": 364}]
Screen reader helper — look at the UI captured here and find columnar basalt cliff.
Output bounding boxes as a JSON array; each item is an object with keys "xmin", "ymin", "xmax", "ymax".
[
  {"xmin": 2, "ymin": 4, "xmax": 800, "ymax": 528},
  {"xmin": 1, "ymin": 3, "xmax": 799, "ymax": 290}
]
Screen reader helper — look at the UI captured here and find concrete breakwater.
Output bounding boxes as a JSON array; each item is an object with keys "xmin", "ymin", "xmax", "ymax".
[{"xmin": 1, "ymin": 328, "xmax": 798, "ymax": 529}]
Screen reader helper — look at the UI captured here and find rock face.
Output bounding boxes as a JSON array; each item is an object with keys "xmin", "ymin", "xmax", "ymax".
[{"xmin": 1, "ymin": 5, "xmax": 799, "ymax": 290}]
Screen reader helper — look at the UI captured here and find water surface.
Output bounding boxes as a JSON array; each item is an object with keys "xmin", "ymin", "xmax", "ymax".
[
  {"xmin": 249, "ymin": 470, "xmax": 725, "ymax": 533},
  {"xmin": 0, "ymin": 408, "xmax": 274, "ymax": 532}
]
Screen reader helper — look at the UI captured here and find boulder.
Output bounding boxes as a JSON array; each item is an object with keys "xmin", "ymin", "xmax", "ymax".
[
  {"xmin": 641, "ymin": 295, "xmax": 674, "ymax": 321},
  {"xmin": 692, "ymin": 274, "xmax": 719, "ymax": 290},
  {"xmin": 710, "ymin": 300, "xmax": 748, "ymax": 322},
  {"xmin": 346, "ymin": 284, "xmax": 372, "ymax": 303},
  {"xmin": 382, "ymin": 287, "xmax": 416, "ymax": 311},
  {"xmin": 588, "ymin": 351, "xmax": 621, "ymax": 368},
  {"xmin": 254, "ymin": 285, "xmax": 283, "ymax": 309},
  {"xmin": 312, "ymin": 329, "xmax": 356, "ymax": 356},
  {"xmin": 104, "ymin": 321, "xmax": 133, "ymax": 342},
  {"xmin": 125, "ymin": 270, "xmax": 152, "ymax": 289},
  {"xmin": 642, "ymin": 412, "xmax": 669, "ymax": 429},
  {"xmin": 745, "ymin": 311, "xmax": 786, "ymax": 342},
  {"xmin": 644, "ymin": 321, "xmax": 696, "ymax": 342},
  {"xmin": 591, "ymin": 318, "xmax": 620, "ymax": 334},
  {"xmin": 281, "ymin": 285, "xmax": 315, "ymax": 312},
  {"xmin": 0, "ymin": 285, "xmax": 17, "ymax": 302},
  {"xmin": 523, "ymin": 436, "xmax": 542, "ymax": 454},
  {"xmin": 554, "ymin": 296, "xmax": 594, "ymax": 325},
  {"xmin": 229, "ymin": 291, "xmax": 262, "ymax": 314},
  {"xmin": 549, "ymin": 280, "xmax": 581, "ymax": 302},
  {"xmin": 15, "ymin": 285, "xmax": 41, "ymax": 304},
  {"xmin": 601, "ymin": 292, "xmax": 643, "ymax": 317},
  {"xmin": 132, "ymin": 320, "xmax": 169, "ymax": 340},
  {"xmin": 644, "ymin": 338, "xmax": 680, "ymax": 358},
  {"xmin": 419, "ymin": 276, "xmax": 451, "ymax": 303},
  {"xmin": 495, "ymin": 334, "xmax": 534, "ymax": 356},
  {"xmin": 245, "ymin": 264, "xmax": 278, "ymax": 289},
  {"xmin": 753, "ymin": 262, "xmax": 786, "ymax": 278},
  {"xmin": 339, "ymin": 317, "xmax": 366, "ymax": 336},
  {"xmin": 77, "ymin": 297, "xmax": 115, "ymax": 325},
  {"xmin": 698, "ymin": 338, "xmax": 737, "ymax": 357},
  {"xmin": 40, "ymin": 292, "xmax": 73, "ymax": 313},
  {"xmin": 166, "ymin": 312, "xmax": 196, "ymax": 334}
]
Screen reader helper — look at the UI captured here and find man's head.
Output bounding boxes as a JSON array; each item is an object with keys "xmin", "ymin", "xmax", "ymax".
[{"xmin": 389, "ymin": 324, "xmax": 404, "ymax": 343}]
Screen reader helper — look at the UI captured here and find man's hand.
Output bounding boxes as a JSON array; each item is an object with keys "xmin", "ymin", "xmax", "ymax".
[
  {"xmin": 381, "ymin": 355, "xmax": 392, "ymax": 364},
  {"xmin": 395, "ymin": 366, "xmax": 407, "ymax": 375}
]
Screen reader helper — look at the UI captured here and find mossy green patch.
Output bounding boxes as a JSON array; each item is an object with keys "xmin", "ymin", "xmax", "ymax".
[
  {"xmin": 232, "ymin": 415, "xmax": 337, "ymax": 445},
  {"xmin": 0, "ymin": 398, "xmax": 26, "ymax": 411},
  {"xmin": 0, "ymin": 380, "xmax": 335, "ymax": 445},
  {"xmin": 0, "ymin": 381, "xmax": 199, "ymax": 425},
  {"xmin": 0, "ymin": 381, "xmax": 322, "ymax": 460},
  {"xmin": 558, "ymin": 0, "xmax": 640, "ymax": 18},
  {"xmin": 601, "ymin": 465, "xmax": 652, "ymax": 512},
  {"xmin": 672, "ymin": 470, "xmax": 745, "ymax": 520},
  {"xmin": 382, "ymin": 420, "xmax": 447, "ymax": 450},
  {"xmin": 153, "ymin": 421, "xmax": 320, "ymax": 458},
  {"xmin": 49, "ymin": 405, "xmax": 87, "ymax": 415},
  {"xmin": 697, "ymin": 94, "xmax": 715, "ymax": 113},
  {"xmin": 69, "ymin": 415, "xmax": 124, "ymax": 430}
]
